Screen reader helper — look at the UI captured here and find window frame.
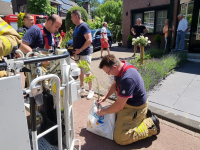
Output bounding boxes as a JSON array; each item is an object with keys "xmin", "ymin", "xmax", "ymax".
[{"xmin": 131, "ymin": 5, "xmax": 170, "ymax": 34}]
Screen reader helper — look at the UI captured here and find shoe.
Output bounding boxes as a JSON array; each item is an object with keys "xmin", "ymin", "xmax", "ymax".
[
  {"xmin": 87, "ymin": 90, "xmax": 94, "ymax": 100},
  {"xmin": 78, "ymin": 87, "xmax": 85, "ymax": 94},
  {"xmin": 132, "ymin": 54, "xmax": 136, "ymax": 57},
  {"xmin": 151, "ymin": 115, "xmax": 160, "ymax": 135},
  {"xmin": 146, "ymin": 109, "xmax": 152, "ymax": 118}
]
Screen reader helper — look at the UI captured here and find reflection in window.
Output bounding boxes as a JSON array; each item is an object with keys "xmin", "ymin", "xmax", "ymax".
[
  {"xmin": 144, "ymin": 11, "xmax": 155, "ymax": 33},
  {"xmin": 181, "ymin": 2, "xmax": 194, "ymax": 26},
  {"xmin": 156, "ymin": 10, "xmax": 168, "ymax": 32}
]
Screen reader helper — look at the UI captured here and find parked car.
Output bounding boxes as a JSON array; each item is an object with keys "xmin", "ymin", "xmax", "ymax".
[{"xmin": 66, "ymin": 29, "xmax": 113, "ymax": 54}]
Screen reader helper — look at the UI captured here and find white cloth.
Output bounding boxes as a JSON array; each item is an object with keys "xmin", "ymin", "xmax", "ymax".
[
  {"xmin": 177, "ymin": 18, "xmax": 188, "ymax": 32},
  {"xmin": 101, "ymin": 26, "xmax": 108, "ymax": 39}
]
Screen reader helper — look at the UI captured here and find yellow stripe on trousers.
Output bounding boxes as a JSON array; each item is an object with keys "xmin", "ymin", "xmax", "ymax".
[
  {"xmin": 0, "ymin": 36, "xmax": 11, "ymax": 56},
  {"xmin": 0, "ymin": 22, "xmax": 11, "ymax": 35}
]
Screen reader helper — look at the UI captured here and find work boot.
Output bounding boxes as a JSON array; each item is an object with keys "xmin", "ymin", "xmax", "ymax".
[
  {"xmin": 146, "ymin": 109, "xmax": 152, "ymax": 118},
  {"xmin": 151, "ymin": 115, "xmax": 160, "ymax": 135}
]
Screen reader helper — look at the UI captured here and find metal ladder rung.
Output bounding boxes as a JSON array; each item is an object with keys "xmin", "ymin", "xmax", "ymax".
[{"xmin": 37, "ymin": 125, "xmax": 59, "ymax": 139}]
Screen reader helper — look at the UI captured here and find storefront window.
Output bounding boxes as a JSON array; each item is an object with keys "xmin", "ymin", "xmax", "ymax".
[
  {"xmin": 156, "ymin": 10, "xmax": 168, "ymax": 32},
  {"xmin": 144, "ymin": 11, "xmax": 155, "ymax": 33},
  {"xmin": 196, "ymin": 9, "xmax": 200, "ymax": 40}
]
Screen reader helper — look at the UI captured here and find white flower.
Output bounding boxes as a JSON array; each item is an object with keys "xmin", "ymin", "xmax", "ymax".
[
  {"xmin": 148, "ymin": 41, "xmax": 151, "ymax": 43},
  {"xmin": 137, "ymin": 37, "xmax": 140, "ymax": 39},
  {"xmin": 145, "ymin": 37, "xmax": 148, "ymax": 39}
]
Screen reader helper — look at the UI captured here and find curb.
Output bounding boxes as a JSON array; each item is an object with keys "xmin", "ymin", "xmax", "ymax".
[{"xmin": 148, "ymin": 105, "xmax": 200, "ymax": 134}]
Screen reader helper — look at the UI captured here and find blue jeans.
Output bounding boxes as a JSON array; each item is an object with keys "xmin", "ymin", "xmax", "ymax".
[
  {"xmin": 175, "ymin": 31, "xmax": 186, "ymax": 51},
  {"xmin": 164, "ymin": 37, "xmax": 167, "ymax": 50}
]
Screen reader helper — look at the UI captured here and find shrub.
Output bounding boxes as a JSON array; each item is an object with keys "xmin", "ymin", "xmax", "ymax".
[
  {"xmin": 128, "ymin": 52, "xmax": 187, "ymax": 91},
  {"xmin": 65, "ymin": 6, "xmax": 89, "ymax": 31},
  {"xmin": 127, "ymin": 34, "xmax": 133, "ymax": 42},
  {"xmin": 154, "ymin": 34, "xmax": 161, "ymax": 42},
  {"xmin": 116, "ymin": 30, "xmax": 122, "ymax": 42},
  {"xmin": 17, "ymin": 12, "xmax": 25, "ymax": 28},
  {"xmin": 60, "ymin": 28, "xmax": 73, "ymax": 49},
  {"xmin": 145, "ymin": 48, "xmax": 164, "ymax": 58}
]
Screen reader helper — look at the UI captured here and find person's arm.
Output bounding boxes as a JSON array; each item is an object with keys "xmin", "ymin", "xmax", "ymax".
[
  {"xmin": 144, "ymin": 27, "xmax": 148, "ymax": 35},
  {"xmin": 19, "ymin": 41, "xmax": 32, "ymax": 54},
  {"xmin": 98, "ymin": 81, "xmax": 116, "ymax": 104},
  {"xmin": 163, "ymin": 26, "xmax": 167, "ymax": 33},
  {"xmin": 74, "ymin": 32, "xmax": 92, "ymax": 55},
  {"xmin": 58, "ymin": 36, "xmax": 62, "ymax": 48},
  {"xmin": 97, "ymin": 96, "xmax": 128, "ymax": 116},
  {"xmin": 19, "ymin": 27, "xmax": 39, "ymax": 54},
  {"xmin": 131, "ymin": 27, "xmax": 136, "ymax": 35}
]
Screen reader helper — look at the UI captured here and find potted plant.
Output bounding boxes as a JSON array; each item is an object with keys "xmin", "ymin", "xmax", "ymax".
[
  {"xmin": 154, "ymin": 34, "xmax": 161, "ymax": 49},
  {"xmin": 77, "ymin": 60, "xmax": 101, "ymax": 105},
  {"xmin": 127, "ymin": 34, "xmax": 133, "ymax": 48},
  {"xmin": 116, "ymin": 30, "xmax": 122, "ymax": 46},
  {"xmin": 132, "ymin": 36, "xmax": 151, "ymax": 64}
]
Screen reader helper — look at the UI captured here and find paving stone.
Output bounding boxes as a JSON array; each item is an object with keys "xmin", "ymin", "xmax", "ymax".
[
  {"xmin": 164, "ymin": 74, "xmax": 193, "ymax": 86},
  {"xmin": 148, "ymin": 90, "xmax": 179, "ymax": 107},
  {"xmin": 173, "ymin": 97, "xmax": 200, "ymax": 116},
  {"xmin": 181, "ymin": 86, "xmax": 200, "ymax": 101}
]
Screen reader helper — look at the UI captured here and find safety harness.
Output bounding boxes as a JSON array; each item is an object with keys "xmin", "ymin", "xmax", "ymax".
[
  {"xmin": 36, "ymin": 24, "xmax": 57, "ymax": 49},
  {"xmin": 116, "ymin": 61, "xmax": 137, "ymax": 95}
]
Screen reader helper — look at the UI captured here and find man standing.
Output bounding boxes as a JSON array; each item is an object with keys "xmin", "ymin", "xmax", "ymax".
[
  {"xmin": 131, "ymin": 18, "xmax": 148, "ymax": 57},
  {"xmin": 17, "ymin": 13, "xmax": 34, "ymax": 38},
  {"xmin": 71, "ymin": 10, "xmax": 94, "ymax": 99},
  {"xmin": 19, "ymin": 14, "xmax": 62, "ymax": 54},
  {"xmin": 61, "ymin": 30, "xmax": 66, "ymax": 38},
  {"xmin": 100, "ymin": 22, "xmax": 110, "ymax": 58},
  {"xmin": 97, "ymin": 54, "xmax": 160, "ymax": 145},
  {"xmin": 174, "ymin": 14, "xmax": 188, "ymax": 51}
]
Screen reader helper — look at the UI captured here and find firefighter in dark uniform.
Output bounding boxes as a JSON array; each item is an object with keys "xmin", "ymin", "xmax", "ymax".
[{"xmin": 17, "ymin": 13, "xmax": 34, "ymax": 38}]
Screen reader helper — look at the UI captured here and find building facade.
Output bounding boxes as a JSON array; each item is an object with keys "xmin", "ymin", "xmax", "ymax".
[{"xmin": 122, "ymin": 0, "xmax": 200, "ymax": 53}]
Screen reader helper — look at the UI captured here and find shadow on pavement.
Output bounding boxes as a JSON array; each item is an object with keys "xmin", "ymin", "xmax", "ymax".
[
  {"xmin": 76, "ymin": 128, "xmax": 157, "ymax": 150},
  {"xmin": 175, "ymin": 61, "xmax": 200, "ymax": 75}
]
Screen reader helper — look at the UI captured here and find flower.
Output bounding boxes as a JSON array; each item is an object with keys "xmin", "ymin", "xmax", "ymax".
[{"xmin": 132, "ymin": 35, "xmax": 151, "ymax": 47}]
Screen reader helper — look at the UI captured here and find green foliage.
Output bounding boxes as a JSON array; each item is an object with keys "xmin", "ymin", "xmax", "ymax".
[
  {"xmin": 96, "ymin": 0, "xmax": 122, "ymax": 40},
  {"xmin": 27, "ymin": 0, "xmax": 56, "ymax": 16},
  {"xmin": 84, "ymin": 74, "xmax": 95, "ymax": 83},
  {"xmin": 60, "ymin": 28, "xmax": 73, "ymax": 49},
  {"xmin": 17, "ymin": 12, "xmax": 25, "ymax": 28},
  {"xmin": 145, "ymin": 48, "xmax": 164, "ymax": 58},
  {"xmin": 65, "ymin": 6, "xmax": 89, "ymax": 31},
  {"xmin": 116, "ymin": 28, "xmax": 122, "ymax": 42},
  {"xmin": 103, "ymin": 0, "xmax": 122, "ymax": 3},
  {"xmin": 128, "ymin": 52, "xmax": 187, "ymax": 92},
  {"xmin": 77, "ymin": 60, "xmax": 90, "ymax": 72},
  {"xmin": 88, "ymin": 16, "xmax": 105, "ymax": 29},
  {"xmin": 127, "ymin": 34, "xmax": 133, "ymax": 42},
  {"xmin": 154, "ymin": 34, "xmax": 161, "ymax": 42}
]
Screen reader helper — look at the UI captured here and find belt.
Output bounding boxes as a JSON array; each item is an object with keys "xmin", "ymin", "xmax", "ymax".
[{"xmin": 178, "ymin": 30, "xmax": 183, "ymax": 32}]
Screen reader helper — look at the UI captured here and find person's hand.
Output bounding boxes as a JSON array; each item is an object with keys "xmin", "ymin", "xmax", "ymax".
[
  {"xmin": 73, "ymin": 49, "xmax": 81, "ymax": 55},
  {"xmin": 133, "ymin": 32, "xmax": 136, "ymax": 36},
  {"xmin": 14, "ymin": 53, "xmax": 21, "ymax": 58},
  {"xmin": 97, "ymin": 96, "xmax": 106, "ymax": 104},
  {"xmin": 141, "ymin": 33, "xmax": 144, "ymax": 36},
  {"xmin": 97, "ymin": 108, "xmax": 106, "ymax": 117}
]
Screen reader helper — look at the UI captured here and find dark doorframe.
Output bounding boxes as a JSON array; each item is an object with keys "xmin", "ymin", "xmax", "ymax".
[{"xmin": 189, "ymin": 0, "xmax": 200, "ymax": 53}]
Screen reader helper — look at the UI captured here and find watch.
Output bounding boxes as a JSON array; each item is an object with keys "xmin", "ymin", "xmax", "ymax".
[{"xmin": 80, "ymin": 48, "xmax": 83, "ymax": 52}]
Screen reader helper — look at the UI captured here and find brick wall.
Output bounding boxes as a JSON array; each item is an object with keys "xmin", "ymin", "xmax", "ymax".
[{"xmin": 122, "ymin": 0, "xmax": 174, "ymax": 48}]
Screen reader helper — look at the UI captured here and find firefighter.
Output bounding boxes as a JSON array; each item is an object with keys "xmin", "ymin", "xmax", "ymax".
[
  {"xmin": 0, "ymin": 17, "xmax": 22, "ymax": 77},
  {"xmin": 19, "ymin": 14, "xmax": 62, "ymax": 54},
  {"xmin": 17, "ymin": 13, "xmax": 34, "ymax": 38}
]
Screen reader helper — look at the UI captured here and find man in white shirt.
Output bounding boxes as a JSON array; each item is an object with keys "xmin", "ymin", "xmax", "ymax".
[
  {"xmin": 100, "ymin": 22, "xmax": 110, "ymax": 58},
  {"xmin": 175, "ymin": 14, "xmax": 188, "ymax": 51}
]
